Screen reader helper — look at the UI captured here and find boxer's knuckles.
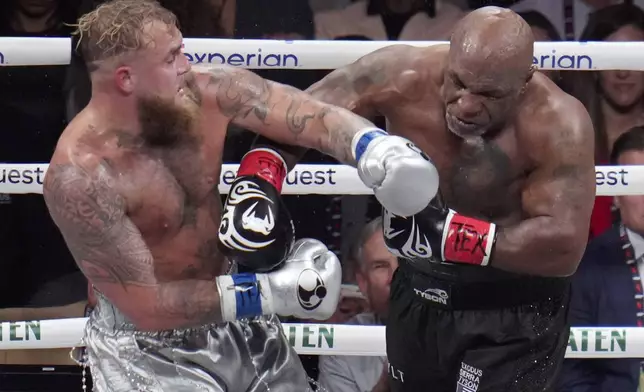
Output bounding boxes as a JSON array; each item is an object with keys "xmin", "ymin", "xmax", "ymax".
[
  {"xmin": 384, "ymin": 153, "xmax": 440, "ymax": 215},
  {"xmin": 360, "ymin": 135, "xmax": 440, "ymax": 217}
]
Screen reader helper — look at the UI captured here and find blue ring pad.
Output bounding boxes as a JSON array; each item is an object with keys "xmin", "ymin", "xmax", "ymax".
[
  {"xmin": 232, "ymin": 273, "xmax": 263, "ymax": 319},
  {"xmin": 355, "ymin": 130, "xmax": 387, "ymax": 162}
]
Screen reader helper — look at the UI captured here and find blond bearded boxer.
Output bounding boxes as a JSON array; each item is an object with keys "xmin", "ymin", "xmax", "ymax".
[{"xmin": 42, "ymin": 1, "xmax": 437, "ymax": 391}]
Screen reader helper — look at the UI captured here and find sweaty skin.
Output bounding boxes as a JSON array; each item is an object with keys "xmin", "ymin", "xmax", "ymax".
[
  {"xmin": 307, "ymin": 8, "xmax": 596, "ymax": 277},
  {"xmin": 43, "ymin": 23, "xmax": 373, "ymax": 332}
]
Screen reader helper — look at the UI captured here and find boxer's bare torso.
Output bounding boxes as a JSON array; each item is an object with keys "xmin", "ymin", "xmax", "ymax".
[
  {"xmin": 311, "ymin": 44, "xmax": 592, "ymax": 226},
  {"xmin": 309, "ymin": 43, "xmax": 595, "ymax": 276},
  {"xmin": 49, "ymin": 76, "xmax": 229, "ymax": 285}
]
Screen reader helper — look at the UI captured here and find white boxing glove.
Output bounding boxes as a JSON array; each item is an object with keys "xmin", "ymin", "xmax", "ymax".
[
  {"xmin": 216, "ymin": 238, "xmax": 341, "ymax": 321},
  {"xmin": 352, "ymin": 129, "xmax": 440, "ymax": 217}
]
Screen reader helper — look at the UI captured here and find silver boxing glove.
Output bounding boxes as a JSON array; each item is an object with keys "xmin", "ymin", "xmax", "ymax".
[
  {"xmin": 217, "ymin": 238, "xmax": 342, "ymax": 321},
  {"xmin": 352, "ymin": 129, "xmax": 440, "ymax": 217}
]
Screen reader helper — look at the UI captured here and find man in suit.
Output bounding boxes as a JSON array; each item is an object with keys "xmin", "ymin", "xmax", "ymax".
[{"xmin": 559, "ymin": 126, "xmax": 644, "ymax": 391}]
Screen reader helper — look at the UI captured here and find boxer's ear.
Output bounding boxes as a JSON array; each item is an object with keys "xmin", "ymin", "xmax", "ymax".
[{"xmin": 114, "ymin": 66, "xmax": 135, "ymax": 95}]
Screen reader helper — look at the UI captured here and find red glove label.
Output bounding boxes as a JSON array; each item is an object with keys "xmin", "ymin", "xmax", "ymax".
[
  {"xmin": 443, "ymin": 211, "xmax": 496, "ymax": 266},
  {"xmin": 238, "ymin": 148, "xmax": 288, "ymax": 192}
]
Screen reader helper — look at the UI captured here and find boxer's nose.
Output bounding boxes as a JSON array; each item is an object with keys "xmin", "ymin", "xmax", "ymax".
[{"xmin": 455, "ymin": 94, "xmax": 483, "ymax": 121}]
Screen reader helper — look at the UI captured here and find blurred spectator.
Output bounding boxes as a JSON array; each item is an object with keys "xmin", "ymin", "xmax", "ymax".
[
  {"xmin": 233, "ymin": 0, "xmax": 314, "ymax": 40},
  {"xmin": 309, "ymin": 0, "xmax": 350, "ymax": 13},
  {"xmin": 478, "ymin": 0, "xmax": 644, "ymax": 40},
  {"xmin": 518, "ymin": 10, "xmax": 561, "ymax": 41},
  {"xmin": 318, "ymin": 217, "xmax": 398, "ymax": 392},
  {"xmin": 315, "ymin": 0, "xmax": 465, "ymax": 40},
  {"xmin": 568, "ymin": 3, "xmax": 644, "ymax": 240},
  {"xmin": 516, "ymin": 10, "xmax": 564, "ymax": 86},
  {"xmin": 327, "ymin": 286, "xmax": 369, "ymax": 324},
  {"xmin": 573, "ymin": 0, "xmax": 644, "ymax": 39},
  {"xmin": 325, "ymin": 255, "xmax": 370, "ymax": 325},
  {"xmin": 558, "ymin": 126, "xmax": 644, "ymax": 392},
  {"xmin": 0, "ymin": 0, "xmax": 78, "ymax": 163},
  {"xmin": 0, "ymin": 0, "xmax": 85, "ymax": 311},
  {"xmin": 500, "ymin": 0, "xmax": 625, "ymax": 40},
  {"xmin": 0, "ymin": 0, "xmax": 80, "ymax": 35}
]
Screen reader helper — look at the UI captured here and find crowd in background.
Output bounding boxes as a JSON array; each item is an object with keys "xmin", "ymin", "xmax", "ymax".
[{"xmin": 2, "ymin": 0, "xmax": 644, "ymax": 391}]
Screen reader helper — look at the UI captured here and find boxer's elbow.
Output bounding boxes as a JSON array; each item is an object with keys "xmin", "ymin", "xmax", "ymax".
[
  {"xmin": 496, "ymin": 219, "xmax": 585, "ymax": 277},
  {"xmin": 538, "ymin": 223, "xmax": 585, "ymax": 277}
]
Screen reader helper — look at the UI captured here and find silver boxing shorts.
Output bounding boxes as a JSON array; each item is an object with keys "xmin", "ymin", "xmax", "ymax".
[{"xmin": 82, "ymin": 292, "xmax": 313, "ymax": 391}]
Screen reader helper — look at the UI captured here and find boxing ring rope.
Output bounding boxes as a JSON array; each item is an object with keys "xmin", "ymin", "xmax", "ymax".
[
  {"xmin": 1, "ymin": 37, "xmax": 644, "ymax": 70},
  {"xmin": 0, "ymin": 318, "xmax": 640, "ymax": 359},
  {"xmin": 1, "ymin": 37, "xmax": 644, "ymax": 359},
  {"xmin": 0, "ymin": 163, "xmax": 639, "ymax": 196}
]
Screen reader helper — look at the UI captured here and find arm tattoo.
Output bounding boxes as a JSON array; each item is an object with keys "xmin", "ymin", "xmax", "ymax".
[
  {"xmin": 286, "ymin": 98, "xmax": 316, "ymax": 135},
  {"xmin": 206, "ymin": 66, "xmax": 372, "ymax": 165},
  {"xmin": 44, "ymin": 163, "xmax": 156, "ymax": 288},
  {"xmin": 207, "ymin": 67, "xmax": 271, "ymax": 122},
  {"xmin": 45, "ymin": 162, "xmax": 225, "ymax": 328}
]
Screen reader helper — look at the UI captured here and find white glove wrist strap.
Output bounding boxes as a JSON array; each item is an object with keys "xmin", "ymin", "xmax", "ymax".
[{"xmin": 351, "ymin": 128, "xmax": 388, "ymax": 161}]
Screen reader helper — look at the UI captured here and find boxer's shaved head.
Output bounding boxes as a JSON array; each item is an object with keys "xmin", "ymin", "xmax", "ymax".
[
  {"xmin": 443, "ymin": 7, "xmax": 536, "ymax": 137},
  {"xmin": 451, "ymin": 7, "xmax": 534, "ymax": 82}
]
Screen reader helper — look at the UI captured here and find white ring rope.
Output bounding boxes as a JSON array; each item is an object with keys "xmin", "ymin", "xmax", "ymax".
[
  {"xmin": 0, "ymin": 318, "xmax": 638, "ymax": 359},
  {"xmin": 0, "ymin": 163, "xmax": 638, "ymax": 196},
  {"xmin": 1, "ymin": 37, "xmax": 642, "ymax": 359},
  {"xmin": 0, "ymin": 38, "xmax": 643, "ymax": 70}
]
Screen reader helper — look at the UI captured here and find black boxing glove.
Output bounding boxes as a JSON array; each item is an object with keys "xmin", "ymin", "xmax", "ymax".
[
  {"xmin": 383, "ymin": 193, "xmax": 497, "ymax": 267},
  {"xmin": 218, "ymin": 148, "xmax": 294, "ymax": 272}
]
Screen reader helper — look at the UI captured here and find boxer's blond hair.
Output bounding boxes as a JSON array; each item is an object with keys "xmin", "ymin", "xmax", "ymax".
[{"xmin": 74, "ymin": 0, "xmax": 178, "ymax": 68}]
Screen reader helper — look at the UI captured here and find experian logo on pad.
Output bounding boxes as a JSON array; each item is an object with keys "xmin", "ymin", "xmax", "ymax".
[
  {"xmin": 0, "ymin": 52, "xmax": 5, "ymax": 65},
  {"xmin": 184, "ymin": 49, "xmax": 299, "ymax": 68},
  {"xmin": 533, "ymin": 50, "xmax": 593, "ymax": 70}
]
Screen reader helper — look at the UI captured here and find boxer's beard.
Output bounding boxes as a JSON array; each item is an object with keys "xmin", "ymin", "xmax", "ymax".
[{"xmin": 137, "ymin": 93, "xmax": 199, "ymax": 147}]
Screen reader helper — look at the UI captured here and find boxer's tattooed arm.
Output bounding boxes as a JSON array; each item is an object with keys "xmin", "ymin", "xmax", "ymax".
[
  {"xmin": 43, "ymin": 162, "xmax": 223, "ymax": 330},
  {"xmin": 488, "ymin": 103, "xmax": 596, "ymax": 277},
  {"xmin": 43, "ymin": 163, "xmax": 155, "ymax": 286},
  {"xmin": 205, "ymin": 66, "xmax": 373, "ymax": 165}
]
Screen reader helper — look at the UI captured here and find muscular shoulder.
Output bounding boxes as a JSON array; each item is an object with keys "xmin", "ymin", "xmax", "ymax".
[
  {"xmin": 323, "ymin": 44, "xmax": 446, "ymax": 105},
  {"xmin": 519, "ymin": 74, "xmax": 593, "ymax": 161},
  {"xmin": 47, "ymin": 118, "xmax": 123, "ymax": 198}
]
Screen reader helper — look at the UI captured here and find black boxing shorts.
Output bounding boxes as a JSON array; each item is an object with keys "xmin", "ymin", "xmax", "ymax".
[{"xmin": 386, "ymin": 259, "xmax": 571, "ymax": 392}]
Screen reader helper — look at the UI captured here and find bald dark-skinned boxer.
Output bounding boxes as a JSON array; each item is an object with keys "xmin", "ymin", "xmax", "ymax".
[{"xmin": 302, "ymin": 6, "xmax": 595, "ymax": 392}]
